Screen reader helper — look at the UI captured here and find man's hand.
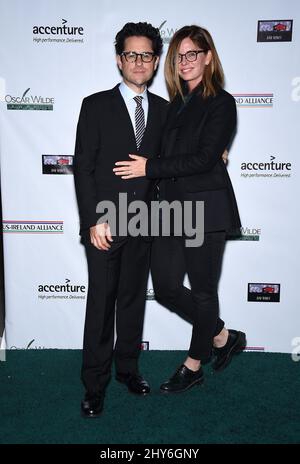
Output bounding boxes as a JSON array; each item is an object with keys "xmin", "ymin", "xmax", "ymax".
[
  {"xmin": 113, "ymin": 154, "xmax": 147, "ymax": 179},
  {"xmin": 113, "ymin": 150, "xmax": 228, "ymax": 179},
  {"xmin": 90, "ymin": 223, "xmax": 113, "ymax": 250}
]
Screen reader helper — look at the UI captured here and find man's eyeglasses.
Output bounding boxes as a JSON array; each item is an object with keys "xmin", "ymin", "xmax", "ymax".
[
  {"xmin": 177, "ymin": 50, "xmax": 207, "ymax": 63},
  {"xmin": 121, "ymin": 51, "xmax": 156, "ymax": 63}
]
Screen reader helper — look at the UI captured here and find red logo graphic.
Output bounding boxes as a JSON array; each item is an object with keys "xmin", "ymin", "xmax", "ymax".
[
  {"xmin": 273, "ymin": 23, "xmax": 287, "ymax": 31},
  {"xmin": 262, "ymin": 286, "xmax": 275, "ymax": 294},
  {"xmin": 57, "ymin": 158, "xmax": 70, "ymax": 165}
]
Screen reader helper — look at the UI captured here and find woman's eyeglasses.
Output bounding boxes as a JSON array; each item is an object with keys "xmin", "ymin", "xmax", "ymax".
[{"xmin": 177, "ymin": 50, "xmax": 207, "ymax": 63}]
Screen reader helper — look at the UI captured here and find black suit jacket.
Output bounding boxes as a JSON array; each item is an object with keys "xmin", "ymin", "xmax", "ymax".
[
  {"xmin": 74, "ymin": 84, "xmax": 168, "ymax": 235},
  {"xmin": 146, "ymin": 86, "xmax": 241, "ymax": 233}
]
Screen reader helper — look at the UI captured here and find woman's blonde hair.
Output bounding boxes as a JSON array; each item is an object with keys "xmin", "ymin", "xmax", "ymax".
[{"xmin": 165, "ymin": 25, "xmax": 224, "ymax": 100}]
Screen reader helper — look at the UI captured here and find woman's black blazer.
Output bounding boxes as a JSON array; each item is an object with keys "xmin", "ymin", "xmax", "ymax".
[{"xmin": 146, "ymin": 86, "xmax": 241, "ymax": 233}]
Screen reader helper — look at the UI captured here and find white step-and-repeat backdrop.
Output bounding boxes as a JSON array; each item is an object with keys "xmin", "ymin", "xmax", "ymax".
[{"xmin": 0, "ymin": 0, "xmax": 299, "ymax": 354}]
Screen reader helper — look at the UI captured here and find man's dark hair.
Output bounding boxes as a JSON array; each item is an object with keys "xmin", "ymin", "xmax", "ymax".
[{"xmin": 115, "ymin": 22, "xmax": 163, "ymax": 56}]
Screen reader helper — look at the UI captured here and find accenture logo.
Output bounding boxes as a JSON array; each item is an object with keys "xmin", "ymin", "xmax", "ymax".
[
  {"xmin": 38, "ymin": 279, "xmax": 86, "ymax": 301},
  {"xmin": 33, "ymin": 19, "xmax": 84, "ymax": 44},
  {"xmin": 241, "ymin": 156, "xmax": 292, "ymax": 179},
  {"xmin": 33, "ymin": 18, "xmax": 83, "ymax": 35}
]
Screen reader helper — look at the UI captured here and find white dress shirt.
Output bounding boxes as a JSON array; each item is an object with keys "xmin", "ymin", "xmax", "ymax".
[{"xmin": 118, "ymin": 81, "xmax": 148, "ymax": 137}]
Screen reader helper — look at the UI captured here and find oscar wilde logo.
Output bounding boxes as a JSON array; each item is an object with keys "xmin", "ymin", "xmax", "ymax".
[
  {"xmin": 228, "ymin": 227, "xmax": 261, "ymax": 241},
  {"xmin": 241, "ymin": 156, "xmax": 292, "ymax": 179},
  {"xmin": 158, "ymin": 20, "xmax": 177, "ymax": 44},
  {"xmin": 5, "ymin": 88, "xmax": 54, "ymax": 110},
  {"xmin": 33, "ymin": 19, "xmax": 84, "ymax": 44},
  {"xmin": 240, "ymin": 227, "xmax": 261, "ymax": 241},
  {"xmin": 10, "ymin": 339, "xmax": 46, "ymax": 350}
]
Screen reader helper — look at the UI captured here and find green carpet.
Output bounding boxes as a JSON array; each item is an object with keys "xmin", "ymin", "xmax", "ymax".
[{"xmin": 0, "ymin": 351, "xmax": 299, "ymax": 444}]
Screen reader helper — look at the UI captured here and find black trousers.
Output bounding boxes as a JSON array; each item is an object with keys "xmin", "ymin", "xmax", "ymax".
[
  {"xmin": 151, "ymin": 232, "xmax": 226, "ymax": 361},
  {"xmin": 82, "ymin": 237, "xmax": 151, "ymax": 394}
]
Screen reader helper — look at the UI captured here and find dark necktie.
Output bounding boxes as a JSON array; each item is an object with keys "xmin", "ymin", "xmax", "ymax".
[{"xmin": 133, "ymin": 95, "xmax": 145, "ymax": 149}]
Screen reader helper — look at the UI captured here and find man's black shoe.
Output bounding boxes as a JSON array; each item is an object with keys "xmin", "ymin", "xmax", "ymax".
[
  {"xmin": 116, "ymin": 372, "xmax": 150, "ymax": 395},
  {"xmin": 212, "ymin": 329, "xmax": 246, "ymax": 372},
  {"xmin": 160, "ymin": 365, "xmax": 204, "ymax": 394},
  {"xmin": 81, "ymin": 392, "xmax": 104, "ymax": 418}
]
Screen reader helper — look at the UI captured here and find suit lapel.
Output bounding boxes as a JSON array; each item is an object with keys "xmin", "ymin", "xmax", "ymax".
[{"xmin": 161, "ymin": 95, "xmax": 182, "ymax": 158}]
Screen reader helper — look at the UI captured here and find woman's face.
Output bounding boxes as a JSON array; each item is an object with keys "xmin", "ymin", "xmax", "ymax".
[{"xmin": 177, "ymin": 37, "xmax": 212, "ymax": 91}]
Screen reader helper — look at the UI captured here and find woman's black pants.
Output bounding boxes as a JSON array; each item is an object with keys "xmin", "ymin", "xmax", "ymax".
[{"xmin": 151, "ymin": 231, "xmax": 226, "ymax": 361}]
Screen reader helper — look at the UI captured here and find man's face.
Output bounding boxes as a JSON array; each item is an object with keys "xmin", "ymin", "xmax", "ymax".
[{"xmin": 116, "ymin": 36, "xmax": 159, "ymax": 92}]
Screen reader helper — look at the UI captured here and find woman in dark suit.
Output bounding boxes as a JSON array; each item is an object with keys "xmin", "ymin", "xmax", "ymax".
[{"xmin": 114, "ymin": 25, "xmax": 246, "ymax": 393}]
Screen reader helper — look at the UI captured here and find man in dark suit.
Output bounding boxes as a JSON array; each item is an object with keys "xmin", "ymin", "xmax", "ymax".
[{"xmin": 74, "ymin": 22, "xmax": 167, "ymax": 418}]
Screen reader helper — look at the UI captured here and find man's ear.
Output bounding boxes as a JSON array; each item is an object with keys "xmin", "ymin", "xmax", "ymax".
[
  {"xmin": 116, "ymin": 54, "xmax": 122, "ymax": 71},
  {"xmin": 154, "ymin": 56, "xmax": 159, "ymax": 71}
]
